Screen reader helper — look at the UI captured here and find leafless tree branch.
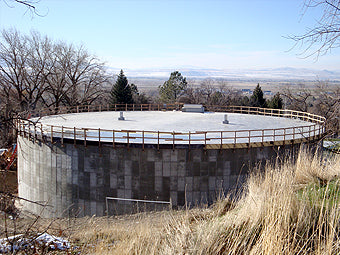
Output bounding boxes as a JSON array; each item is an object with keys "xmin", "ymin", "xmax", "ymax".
[
  {"xmin": 288, "ymin": 0, "xmax": 340, "ymax": 58},
  {"xmin": 3, "ymin": 0, "xmax": 47, "ymax": 17}
]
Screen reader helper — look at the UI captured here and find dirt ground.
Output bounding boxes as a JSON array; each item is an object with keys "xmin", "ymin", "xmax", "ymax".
[{"xmin": 0, "ymin": 170, "xmax": 17, "ymax": 195}]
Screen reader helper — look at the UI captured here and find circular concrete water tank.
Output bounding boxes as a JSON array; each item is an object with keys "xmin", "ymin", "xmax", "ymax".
[{"xmin": 16, "ymin": 105, "xmax": 325, "ymax": 217}]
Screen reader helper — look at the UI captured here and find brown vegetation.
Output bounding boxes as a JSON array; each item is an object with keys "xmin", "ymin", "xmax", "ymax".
[{"xmin": 5, "ymin": 149, "xmax": 334, "ymax": 254}]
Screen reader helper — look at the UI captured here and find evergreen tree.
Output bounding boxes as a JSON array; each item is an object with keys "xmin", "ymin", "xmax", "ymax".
[
  {"xmin": 250, "ymin": 83, "xmax": 267, "ymax": 108},
  {"xmin": 110, "ymin": 70, "xmax": 133, "ymax": 105},
  {"xmin": 268, "ymin": 92, "xmax": 283, "ymax": 109},
  {"xmin": 158, "ymin": 71, "xmax": 188, "ymax": 103}
]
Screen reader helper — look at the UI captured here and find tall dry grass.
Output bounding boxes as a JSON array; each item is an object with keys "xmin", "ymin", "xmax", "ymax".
[{"xmin": 72, "ymin": 148, "xmax": 340, "ymax": 254}]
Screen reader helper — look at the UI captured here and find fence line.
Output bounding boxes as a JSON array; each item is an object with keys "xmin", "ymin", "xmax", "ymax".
[
  {"xmin": 105, "ymin": 197, "xmax": 171, "ymax": 216},
  {"xmin": 16, "ymin": 104, "xmax": 326, "ymax": 148}
]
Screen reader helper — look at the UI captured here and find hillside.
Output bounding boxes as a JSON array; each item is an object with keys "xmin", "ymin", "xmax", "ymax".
[
  {"xmin": 73, "ymin": 149, "xmax": 340, "ymax": 254},
  {"xmin": 1, "ymin": 149, "xmax": 339, "ymax": 254},
  {"xmin": 7, "ymin": 148, "xmax": 334, "ymax": 254}
]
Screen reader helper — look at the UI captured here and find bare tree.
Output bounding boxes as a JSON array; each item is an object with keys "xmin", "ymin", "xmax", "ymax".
[
  {"xmin": 22, "ymin": 31, "xmax": 54, "ymax": 110},
  {"xmin": 281, "ymin": 85, "xmax": 313, "ymax": 112},
  {"xmin": 0, "ymin": 29, "xmax": 109, "ymax": 146},
  {"xmin": 0, "ymin": 89, "xmax": 17, "ymax": 146},
  {"xmin": 0, "ymin": 29, "xmax": 54, "ymax": 112},
  {"xmin": 59, "ymin": 44, "xmax": 108, "ymax": 107},
  {"xmin": 41, "ymin": 44, "xmax": 68, "ymax": 109},
  {"xmin": 0, "ymin": 29, "xmax": 30, "ymax": 112},
  {"xmin": 12, "ymin": 0, "xmax": 38, "ymax": 9},
  {"xmin": 312, "ymin": 81, "xmax": 340, "ymax": 135},
  {"xmin": 199, "ymin": 78, "xmax": 215, "ymax": 104},
  {"xmin": 215, "ymin": 80, "xmax": 235, "ymax": 105},
  {"xmin": 281, "ymin": 82, "xmax": 340, "ymax": 135},
  {"xmin": 0, "ymin": 29, "xmax": 108, "ymax": 111},
  {"xmin": 285, "ymin": 1, "xmax": 340, "ymax": 135},
  {"xmin": 3, "ymin": 0, "xmax": 42, "ymax": 16},
  {"xmin": 180, "ymin": 78, "xmax": 239, "ymax": 107},
  {"xmin": 289, "ymin": 0, "xmax": 340, "ymax": 57},
  {"xmin": 180, "ymin": 85, "xmax": 202, "ymax": 104}
]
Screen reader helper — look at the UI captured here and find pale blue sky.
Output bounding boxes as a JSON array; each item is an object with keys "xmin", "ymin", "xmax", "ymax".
[{"xmin": 0, "ymin": 0, "xmax": 339, "ymax": 70}]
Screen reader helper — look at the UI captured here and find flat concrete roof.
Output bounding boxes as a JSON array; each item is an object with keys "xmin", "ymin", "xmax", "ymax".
[
  {"xmin": 30, "ymin": 111, "xmax": 323, "ymax": 145},
  {"xmin": 37, "ymin": 111, "xmax": 313, "ymax": 132}
]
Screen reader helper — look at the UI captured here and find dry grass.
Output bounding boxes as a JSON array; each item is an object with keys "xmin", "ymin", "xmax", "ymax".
[
  {"xmin": 5, "ymin": 148, "xmax": 338, "ymax": 254},
  {"xmin": 60, "ymin": 148, "xmax": 339, "ymax": 254}
]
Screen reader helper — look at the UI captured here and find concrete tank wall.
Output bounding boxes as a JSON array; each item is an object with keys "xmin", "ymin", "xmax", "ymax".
[{"xmin": 18, "ymin": 135, "xmax": 305, "ymax": 218}]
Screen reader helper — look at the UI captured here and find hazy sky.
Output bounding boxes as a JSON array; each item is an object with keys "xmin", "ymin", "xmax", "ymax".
[{"xmin": 0, "ymin": 0, "xmax": 339, "ymax": 70}]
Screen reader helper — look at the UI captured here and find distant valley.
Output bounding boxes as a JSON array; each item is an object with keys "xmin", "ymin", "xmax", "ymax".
[{"xmin": 106, "ymin": 67, "xmax": 340, "ymax": 92}]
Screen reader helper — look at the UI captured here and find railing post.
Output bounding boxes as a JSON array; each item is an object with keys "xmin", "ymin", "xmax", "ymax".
[
  {"xmin": 17, "ymin": 120, "xmax": 22, "ymax": 135},
  {"xmin": 188, "ymin": 131, "xmax": 191, "ymax": 150},
  {"xmin": 40, "ymin": 123, "xmax": 43, "ymax": 140},
  {"xmin": 220, "ymin": 131, "xmax": 223, "ymax": 149},
  {"xmin": 74, "ymin": 127, "xmax": 76, "ymax": 147},
  {"xmin": 127, "ymin": 131, "xmax": 129, "ymax": 149},
  {"xmin": 112, "ymin": 130, "xmax": 115, "ymax": 148},
  {"xmin": 61, "ymin": 126, "xmax": 64, "ymax": 147},
  {"xmin": 157, "ymin": 131, "xmax": 160, "ymax": 151},
  {"xmin": 283, "ymin": 128, "xmax": 286, "ymax": 145},
  {"xmin": 51, "ymin": 126, "xmax": 53, "ymax": 143},
  {"xmin": 28, "ymin": 122, "xmax": 31, "ymax": 139},
  {"xmin": 18, "ymin": 120, "xmax": 21, "ymax": 136},
  {"xmin": 84, "ymin": 129, "xmax": 87, "ymax": 147},
  {"xmin": 172, "ymin": 131, "xmax": 175, "ymax": 151},
  {"xmin": 99, "ymin": 128, "xmax": 101, "ymax": 147},
  {"xmin": 142, "ymin": 131, "xmax": 145, "ymax": 151},
  {"xmin": 34, "ymin": 125, "xmax": 36, "ymax": 142}
]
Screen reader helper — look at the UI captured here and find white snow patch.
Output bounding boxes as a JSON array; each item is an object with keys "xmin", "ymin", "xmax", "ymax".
[{"xmin": 0, "ymin": 233, "xmax": 70, "ymax": 253}]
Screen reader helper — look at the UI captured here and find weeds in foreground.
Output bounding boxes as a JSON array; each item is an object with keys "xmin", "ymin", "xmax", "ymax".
[
  {"xmin": 3, "ymin": 149, "xmax": 338, "ymax": 254},
  {"xmin": 70, "ymin": 149, "xmax": 340, "ymax": 254}
]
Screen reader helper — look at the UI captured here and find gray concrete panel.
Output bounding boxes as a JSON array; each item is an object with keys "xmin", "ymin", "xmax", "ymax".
[{"xmin": 17, "ymin": 134, "xmax": 316, "ymax": 217}]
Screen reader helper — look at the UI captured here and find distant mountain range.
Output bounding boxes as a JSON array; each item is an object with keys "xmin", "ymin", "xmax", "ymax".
[{"xmin": 108, "ymin": 67, "xmax": 340, "ymax": 81}]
